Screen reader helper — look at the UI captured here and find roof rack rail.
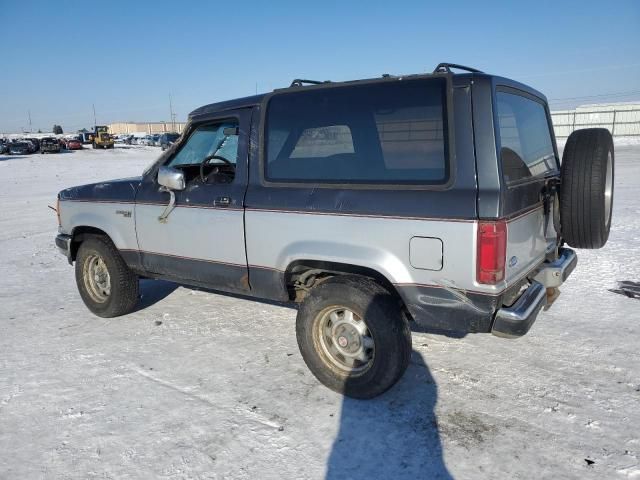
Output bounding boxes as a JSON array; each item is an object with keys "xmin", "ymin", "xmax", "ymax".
[
  {"xmin": 289, "ymin": 78, "xmax": 331, "ymax": 87},
  {"xmin": 433, "ymin": 63, "xmax": 483, "ymax": 74}
]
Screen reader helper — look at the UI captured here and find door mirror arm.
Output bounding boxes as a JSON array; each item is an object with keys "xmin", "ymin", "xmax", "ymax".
[
  {"xmin": 156, "ymin": 166, "xmax": 185, "ymax": 222},
  {"xmin": 158, "ymin": 186, "xmax": 177, "ymax": 223}
]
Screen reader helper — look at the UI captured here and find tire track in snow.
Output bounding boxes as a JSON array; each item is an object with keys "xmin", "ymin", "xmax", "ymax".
[{"xmin": 129, "ymin": 367, "xmax": 283, "ymax": 430}]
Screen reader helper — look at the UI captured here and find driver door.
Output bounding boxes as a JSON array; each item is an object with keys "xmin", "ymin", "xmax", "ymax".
[{"xmin": 134, "ymin": 108, "xmax": 251, "ymax": 292}]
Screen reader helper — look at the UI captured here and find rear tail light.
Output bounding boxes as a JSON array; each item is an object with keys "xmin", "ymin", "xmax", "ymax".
[{"xmin": 476, "ymin": 220, "xmax": 507, "ymax": 285}]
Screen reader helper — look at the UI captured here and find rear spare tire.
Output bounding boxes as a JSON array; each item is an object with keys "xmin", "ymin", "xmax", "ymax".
[{"xmin": 560, "ymin": 128, "xmax": 614, "ymax": 249}]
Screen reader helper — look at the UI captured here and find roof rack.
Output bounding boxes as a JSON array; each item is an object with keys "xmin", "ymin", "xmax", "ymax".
[
  {"xmin": 432, "ymin": 63, "xmax": 483, "ymax": 74},
  {"xmin": 289, "ymin": 78, "xmax": 332, "ymax": 87}
]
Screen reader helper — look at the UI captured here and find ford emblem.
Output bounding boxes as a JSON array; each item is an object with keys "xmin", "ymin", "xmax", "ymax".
[{"xmin": 509, "ymin": 256, "xmax": 518, "ymax": 268}]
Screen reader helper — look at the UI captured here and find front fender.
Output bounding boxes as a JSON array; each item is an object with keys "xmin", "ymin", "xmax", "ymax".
[{"xmin": 60, "ymin": 201, "xmax": 138, "ymax": 251}]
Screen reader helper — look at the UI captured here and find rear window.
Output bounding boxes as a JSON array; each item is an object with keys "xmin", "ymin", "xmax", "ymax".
[
  {"xmin": 265, "ymin": 78, "xmax": 448, "ymax": 184},
  {"xmin": 496, "ymin": 91, "xmax": 557, "ymax": 183}
]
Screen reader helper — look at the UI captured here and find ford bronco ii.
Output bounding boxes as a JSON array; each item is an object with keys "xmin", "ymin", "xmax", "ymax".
[{"xmin": 55, "ymin": 63, "xmax": 614, "ymax": 398}]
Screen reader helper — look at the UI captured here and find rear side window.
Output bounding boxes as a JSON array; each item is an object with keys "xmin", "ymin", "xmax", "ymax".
[
  {"xmin": 496, "ymin": 91, "xmax": 557, "ymax": 183},
  {"xmin": 264, "ymin": 78, "xmax": 448, "ymax": 184}
]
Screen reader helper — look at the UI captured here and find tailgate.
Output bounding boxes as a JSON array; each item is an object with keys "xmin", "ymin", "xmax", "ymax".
[
  {"xmin": 495, "ymin": 89, "xmax": 560, "ymax": 284},
  {"xmin": 505, "ymin": 203, "xmax": 557, "ymax": 283}
]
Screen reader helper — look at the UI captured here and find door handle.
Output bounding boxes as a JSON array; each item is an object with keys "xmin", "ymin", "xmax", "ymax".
[{"xmin": 214, "ymin": 196, "xmax": 231, "ymax": 207}]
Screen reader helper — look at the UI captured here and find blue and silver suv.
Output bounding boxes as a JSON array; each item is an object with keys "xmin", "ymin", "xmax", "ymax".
[{"xmin": 54, "ymin": 64, "xmax": 614, "ymax": 398}]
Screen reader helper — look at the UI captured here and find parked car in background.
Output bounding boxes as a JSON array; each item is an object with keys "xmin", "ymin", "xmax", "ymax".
[
  {"xmin": 65, "ymin": 138, "xmax": 83, "ymax": 150},
  {"xmin": 159, "ymin": 132, "xmax": 180, "ymax": 151},
  {"xmin": 41, "ymin": 137, "xmax": 61, "ymax": 154},
  {"xmin": 23, "ymin": 139, "xmax": 38, "ymax": 153},
  {"xmin": 8, "ymin": 142, "xmax": 31, "ymax": 155},
  {"xmin": 79, "ymin": 132, "xmax": 93, "ymax": 144},
  {"xmin": 151, "ymin": 134, "xmax": 160, "ymax": 146},
  {"xmin": 0, "ymin": 140, "xmax": 9, "ymax": 154},
  {"xmin": 22, "ymin": 138, "xmax": 39, "ymax": 153}
]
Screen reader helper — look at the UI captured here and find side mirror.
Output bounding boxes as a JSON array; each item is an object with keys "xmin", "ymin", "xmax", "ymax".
[{"xmin": 157, "ymin": 166, "xmax": 185, "ymax": 191}]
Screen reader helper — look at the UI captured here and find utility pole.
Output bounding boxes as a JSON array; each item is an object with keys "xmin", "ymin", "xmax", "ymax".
[
  {"xmin": 92, "ymin": 104, "xmax": 97, "ymax": 128},
  {"xmin": 28, "ymin": 110, "xmax": 32, "ymax": 133},
  {"xmin": 169, "ymin": 94, "xmax": 176, "ymax": 132}
]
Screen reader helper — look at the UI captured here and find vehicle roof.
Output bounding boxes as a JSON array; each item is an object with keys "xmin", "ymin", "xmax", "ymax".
[
  {"xmin": 189, "ymin": 94, "xmax": 266, "ymax": 119},
  {"xmin": 188, "ymin": 70, "xmax": 547, "ymax": 120}
]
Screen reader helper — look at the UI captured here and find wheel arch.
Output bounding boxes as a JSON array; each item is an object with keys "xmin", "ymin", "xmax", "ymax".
[
  {"xmin": 69, "ymin": 226, "xmax": 114, "ymax": 261},
  {"xmin": 283, "ymin": 259, "xmax": 408, "ymax": 313}
]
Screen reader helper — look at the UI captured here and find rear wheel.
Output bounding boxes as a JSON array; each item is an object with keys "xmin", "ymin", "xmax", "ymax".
[
  {"xmin": 296, "ymin": 276, "xmax": 411, "ymax": 399},
  {"xmin": 560, "ymin": 128, "xmax": 614, "ymax": 248},
  {"xmin": 75, "ymin": 236, "xmax": 139, "ymax": 317}
]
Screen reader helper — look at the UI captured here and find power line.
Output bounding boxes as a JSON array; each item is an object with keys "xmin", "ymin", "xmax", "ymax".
[{"xmin": 549, "ymin": 89, "xmax": 640, "ymax": 103}]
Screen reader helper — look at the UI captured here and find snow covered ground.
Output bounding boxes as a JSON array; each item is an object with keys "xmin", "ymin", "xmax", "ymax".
[{"xmin": 0, "ymin": 144, "xmax": 639, "ymax": 479}]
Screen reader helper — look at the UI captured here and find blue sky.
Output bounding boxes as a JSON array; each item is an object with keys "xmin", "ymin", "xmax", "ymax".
[{"xmin": 1, "ymin": 0, "xmax": 639, "ymax": 133}]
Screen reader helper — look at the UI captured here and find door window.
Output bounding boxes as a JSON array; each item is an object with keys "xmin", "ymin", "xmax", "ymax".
[{"xmin": 166, "ymin": 120, "xmax": 239, "ymax": 183}]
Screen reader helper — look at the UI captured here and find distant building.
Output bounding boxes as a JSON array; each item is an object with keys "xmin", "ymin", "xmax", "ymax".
[{"xmin": 108, "ymin": 122, "xmax": 187, "ymax": 135}]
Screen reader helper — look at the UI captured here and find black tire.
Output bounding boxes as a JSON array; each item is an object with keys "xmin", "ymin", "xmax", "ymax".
[
  {"xmin": 296, "ymin": 276, "xmax": 411, "ymax": 399},
  {"xmin": 560, "ymin": 128, "xmax": 614, "ymax": 249},
  {"xmin": 92, "ymin": 143, "xmax": 96, "ymax": 149},
  {"xmin": 75, "ymin": 236, "xmax": 139, "ymax": 317}
]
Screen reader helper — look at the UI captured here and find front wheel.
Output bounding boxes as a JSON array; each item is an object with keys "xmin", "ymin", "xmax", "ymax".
[
  {"xmin": 296, "ymin": 276, "xmax": 411, "ymax": 399},
  {"xmin": 75, "ymin": 236, "xmax": 139, "ymax": 317}
]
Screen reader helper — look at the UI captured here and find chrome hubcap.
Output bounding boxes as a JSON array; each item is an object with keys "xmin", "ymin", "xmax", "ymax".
[
  {"xmin": 83, "ymin": 254, "xmax": 111, "ymax": 303},
  {"xmin": 314, "ymin": 307, "xmax": 375, "ymax": 375},
  {"xmin": 604, "ymin": 151, "xmax": 613, "ymax": 226}
]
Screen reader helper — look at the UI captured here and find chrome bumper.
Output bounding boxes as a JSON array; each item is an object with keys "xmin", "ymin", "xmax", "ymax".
[
  {"xmin": 534, "ymin": 248, "xmax": 577, "ymax": 288},
  {"xmin": 492, "ymin": 281, "xmax": 547, "ymax": 338},
  {"xmin": 492, "ymin": 248, "xmax": 577, "ymax": 338},
  {"xmin": 55, "ymin": 234, "xmax": 72, "ymax": 264}
]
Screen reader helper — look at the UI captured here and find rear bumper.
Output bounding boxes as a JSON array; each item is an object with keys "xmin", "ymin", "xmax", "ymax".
[
  {"xmin": 534, "ymin": 248, "xmax": 577, "ymax": 288},
  {"xmin": 491, "ymin": 248, "xmax": 577, "ymax": 338},
  {"xmin": 491, "ymin": 281, "xmax": 547, "ymax": 338},
  {"xmin": 55, "ymin": 234, "xmax": 72, "ymax": 264}
]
